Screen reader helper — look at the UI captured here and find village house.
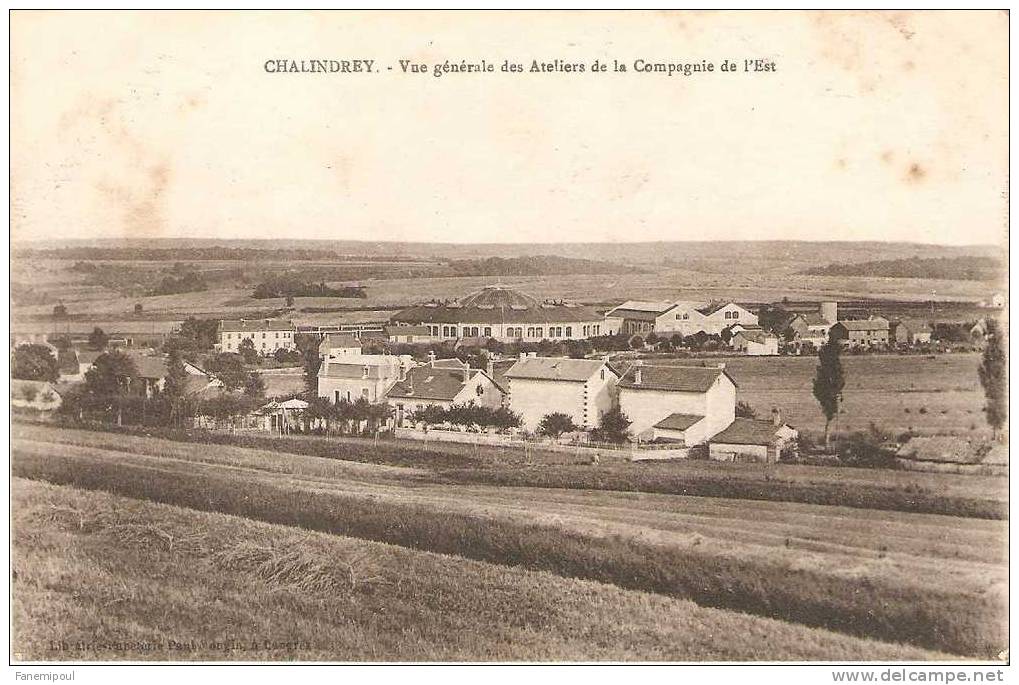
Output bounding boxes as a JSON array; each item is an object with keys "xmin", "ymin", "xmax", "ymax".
[
  {"xmin": 58, "ymin": 349, "xmax": 104, "ymax": 382},
  {"xmin": 616, "ymin": 362, "xmax": 736, "ymax": 444},
  {"xmin": 218, "ymin": 319, "xmax": 296, "ymax": 355},
  {"xmin": 786, "ymin": 302, "xmax": 838, "ymax": 347},
  {"xmin": 830, "ymin": 318, "xmax": 890, "ymax": 347},
  {"xmin": 390, "ymin": 285, "xmax": 605, "ymax": 342},
  {"xmin": 608, "ymin": 300, "xmax": 759, "ymax": 338},
  {"xmin": 731, "ymin": 330, "xmax": 780, "ymax": 356},
  {"xmin": 387, "ymin": 357, "xmax": 506, "ymax": 427},
  {"xmin": 889, "ymin": 319, "xmax": 933, "ymax": 346},
  {"xmin": 708, "ymin": 410, "xmax": 798, "ymax": 464},
  {"xmin": 384, "ymin": 325, "xmax": 435, "ymax": 344},
  {"xmin": 120, "ymin": 352, "xmax": 220, "ymax": 399},
  {"xmin": 317, "ymin": 353, "xmax": 414, "ymax": 404},
  {"xmin": 318, "ymin": 333, "xmax": 362, "ymax": 359},
  {"xmin": 503, "ymin": 355, "xmax": 619, "ymax": 432}
]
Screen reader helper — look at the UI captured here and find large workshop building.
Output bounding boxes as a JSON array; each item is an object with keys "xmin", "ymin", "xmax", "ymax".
[{"xmin": 389, "ymin": 285, "xmax": 606, "ymax": 342}]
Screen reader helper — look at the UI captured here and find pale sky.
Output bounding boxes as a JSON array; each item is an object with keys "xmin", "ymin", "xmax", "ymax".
[{"xmin": 10, "ymin": 10, "xmax": 1009, "ymax": 247}]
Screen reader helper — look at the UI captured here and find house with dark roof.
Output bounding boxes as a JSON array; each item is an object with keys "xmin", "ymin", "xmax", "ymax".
[
  {"xmin": 616, "ymin": 362, "xmax": 736, "ymax": 444},
  {"xmin": 708, "ymin": 412, "xmax": 798, "ymax": 463},
  {"xmin": 387, "ymin": 359, "xmax": 505, "ymax": 427},
  {"xmin": 830, "ymin": 318, "xmax": 890, "ymax": 347},
  {"xmin": 317, "ymin": 353, "xmax": 414, "ymax": 404},
  {"xmin": 391, "ymin": 285, "xmax": 605, "ymax": 342},
  {"xmin": 384, "ymin": 325, "xmax": 435, "ymax": 344},
  {"xmin": 503, "ymin": 355, "xmax": 619, "ymax": 432},
  {"xmin": 889, "ymin": 320, "xmax": 933, "ymax": 346}
]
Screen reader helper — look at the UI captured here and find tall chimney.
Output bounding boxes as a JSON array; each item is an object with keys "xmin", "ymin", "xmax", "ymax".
[
  {"xmin": 486, "ymin": 358, "xmax": 494, "ymax": 379},
  {"xmin": 771, "ymin": 407, "xmax": 781, "ymax": 427},
  {"xmin": 634, "ymin": 359, "xmax": 643, "ymax": 385}
]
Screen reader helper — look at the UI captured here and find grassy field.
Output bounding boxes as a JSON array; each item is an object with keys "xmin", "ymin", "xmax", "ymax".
[
  {"xmin": 693, "ymin": 353, "xmax": 988, "ymax": 437},
  {"xmin": 11, "ymin": 477, "xmax": 953, "ymax": 661},
  {"xmin": 11, "ymin": 424, "xmax": 1008, "ymax": 658},
  {"xmin": 18, "ymin": 423, "xmax": 1008, "ymax": 518}
]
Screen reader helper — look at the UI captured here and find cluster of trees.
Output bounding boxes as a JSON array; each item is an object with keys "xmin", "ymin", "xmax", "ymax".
[
  {"xmin": 17, "ymin": 247, "xmax": 362, "ymax": 261},
  {"xmin": 303, "ymin": 396, "xmax": 393, "ymax": 437},
  {"xmin": 408, "ymin": 402, "xmax": 522, "ymax": 432},
  {"xmin": 253, "ymin": 276, "xmax": 367, "ymax": 299},
  {"xmin": 443, "ymin": 255, "xmax": 636, "ymax": 277},
  {"xmin": 802, "ymin": 256, "xmax": 1002, "ymax": 282},
  {"xmin": 150, "ymin": 270, "xmax": 208, "ymax": 295},
  {"xmin": 11, "ymin": 344, "xmax": 60, "ymax": 382},
  {"xmin": 163, "ymin": 317, "xmax": 220, "ymax": 355}
]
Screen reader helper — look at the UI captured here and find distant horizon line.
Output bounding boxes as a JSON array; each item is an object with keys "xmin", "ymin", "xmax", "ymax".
[{"xmin": 10, "ymin": 236, "xmax": 1002, "ymax": 249}]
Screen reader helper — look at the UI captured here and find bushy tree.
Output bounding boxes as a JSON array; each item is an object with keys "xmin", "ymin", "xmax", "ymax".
[
  {"xmin": 296, "ymin": 333, "xmax": 322, "ymax": 395},
  {"xmin": 205, "ymin": 353, "xmax": 248, "ymax": 391},
  {"xmin": 812, "ymin": 340, "xmax": 845, "ymax": 452},
  {"xmin": 162, "ymin": 346, "xmax": 190, "ymax": 427},
  {"xmin": 88, "ymin": 327, "xmax": 109, "ymax": 351},
  {"xmin": 243, "ymin": 372, "xmax": 266, "ymax": 399},
  {"xmin": 590, "ymin": 405, "xmax": 631, "ymax": 444},
  {"xmin": 735, "ymin": 400, "xmax": 757, "ymax": 419},
  {"xmin": 537, "ymin": 412, "xmax": 580, "ymax": 441},
  {"xmin": 82, "ymin": 351, "xmax": 139, "ymax": 425},
  {"xmin": 11, "ymin": 344, "xmax": 59, "ymax": 382},
  {"xmin": 977, "ymin": 318, "xmax": 1007, "ymax": 439},
  {"xmin": 238, "ymin": 337, "xmax": 259, "ymax": 365}
]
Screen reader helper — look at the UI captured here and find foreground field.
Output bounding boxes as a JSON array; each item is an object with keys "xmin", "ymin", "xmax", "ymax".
[
  {"xmin": 20, "ymin": 423, "xmax": 1006, "ymax": 519},
  {"xmin": 13, "ymin": 478, "xmax": 946, "ymax": 661},
  {"xmin": 11, "ymin": 425, "xmax": 1008, "ymax": 657}
]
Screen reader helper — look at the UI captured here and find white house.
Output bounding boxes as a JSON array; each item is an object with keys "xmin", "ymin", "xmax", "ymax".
[
  {"xmin": 608, "ymin": 300, "xmax": 759, "ymax": 337},
  {"xmin": 616, "ymin": 362, "xmax": 736, "ymax": 444},
  {"xmin": 732, "ymin": 330, "xmax": 780, "ymax": 356},
  {"xmin": 388, "ymin": 359, "xmax": 506, "ymax": 426},
  {"xmin": 708, "ymin": 412, "xmax": 798, "ymax": 464},
  {"xmin": 503, "ymin": 356, "xmax": 619, "ymax": 432},
  {"xmin": 317, "ymin": 353, "xmax": 414, "ymax": 404},
  {"xmin": 384, "ymin": 325, "xmax": 436, "ymax": 344},
  {"xmin": 318, "ymin": 333, "xmax": 362, "ymax": 359},
  {"xmin": 219, "ymin": 319, "xmax": 296, "ymax": 355}
]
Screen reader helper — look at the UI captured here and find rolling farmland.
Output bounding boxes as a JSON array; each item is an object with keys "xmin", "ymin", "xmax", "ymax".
[{"xmin": 11, "ymin": 424, "xmax": 1008, "ymax": 660}]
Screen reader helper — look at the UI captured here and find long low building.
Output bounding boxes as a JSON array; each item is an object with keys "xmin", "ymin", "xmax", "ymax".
[{"xmin": 390, "ymin": 285, "xmax": 607, "ymax": 342}]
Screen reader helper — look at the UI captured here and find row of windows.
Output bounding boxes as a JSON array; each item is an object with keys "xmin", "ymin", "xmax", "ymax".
[
  {"xmin": 723, "ymin": 311, "xmax": 741, "ymax": 320},
  {"xmin": 430, "ymin": 324, "xmax": 600, "ymax": 339},
  {"xmin": 224, "ymin": 331, "xmax": 293, "ymax": 340},
  {"xmin": 334, "ymin": 389, "xmax": 370, "ymax": 403}
]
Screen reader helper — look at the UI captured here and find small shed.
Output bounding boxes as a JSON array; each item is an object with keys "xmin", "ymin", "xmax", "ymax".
[
  {"xmin": 652, "ymin": 412, "xmax": 707, "ymax": 444},
  {"xmin": 708, "ymin": 417, "xmax": 798, "ymax": 464}
]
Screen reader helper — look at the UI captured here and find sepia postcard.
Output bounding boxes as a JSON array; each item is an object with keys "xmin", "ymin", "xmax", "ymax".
[{"xmin": 6, "ymin": 8, "xmax": 1010, "ymax": 676}]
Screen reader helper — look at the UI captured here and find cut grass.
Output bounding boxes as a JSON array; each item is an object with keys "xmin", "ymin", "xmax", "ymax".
[
  {"xmin": 11, "ymin": 434, "xmax": 1007, "ymax": 657},
  {"xmin": 12, "ymin": 478, "xmax": 949, "ymax": 661},
  {"xmin": 16, "ymin": 422, "xmax": 1007, "ymax": 519}
]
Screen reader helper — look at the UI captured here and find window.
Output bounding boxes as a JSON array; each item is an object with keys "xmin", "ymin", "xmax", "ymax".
[
  {"xmin": 362, "ymin": 365, "xmax": 370, "ymax": 379},
  {"xmin": 565, "ymin": 327, "xmax": 572, "ymax": 337},
  {"xmin": 334, "ymin": 391, "xmax": 340, "ymax": 404},
  {"xmin": 476, "ymin": 385, "xmax": 484, "ymax": 397},
  {"xmin": 536, "ymin": 327, "xmax": 544, "ymax": 338},
  {"xmin": 362, "ymin": 388, "xmax": 369, "ymax": 399},
  {"xmin": 593, "ymin": 325, "xmax": 600, "ymax": 335},
  {"xmin": 262, "ymin": 333, "xmax": 266, "ymax": 338},
  {"xmin": 484, "ymin": 327, "xmax": 491, "ymax": 337},
  {"xmin": 582, "ymin": 325, "xmax": 589, "ymax": 336},
  {"xmin": 600, "ymin": 369, "xmax": 605, "ymax": 380},
  {"xmin": 683, "ymin": 313, "xmax": 689, "ymax": 320},
  {"xmin": 527, "ymin": 327, "xmax": 535, "ymax": 338}
]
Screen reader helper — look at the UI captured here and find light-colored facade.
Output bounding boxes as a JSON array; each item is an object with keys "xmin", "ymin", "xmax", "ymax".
[
  {"xmin": 219, "ymin": 319, "xmax": 296, "ymax": 355},
  {"xmin": 317, "ymin": 353, "xmax": 414, "ymax": 404},
  {"xmin": 608, "ymin": 300, "xmax": 759, "ymax": 337},
  {"xmin": 616, "ymin": 363, "xmax": 736, "ymax": 443},
  {"xmin": 504, "ymin": 356, "xmax": 619, "ymax": 432},
  {"xmin": 389, "ymin": 361, "xmax": 506, "ymax": 426},
  {"xmin": 732, "ymin": 331, "xmax": 780, "ymax": 356},
  {"xmin": 319, "ymin": 333, "xmax": 362, "ymax": 359},
  {"xmin": 392, "ymin": 286, "xmax": 605, "ymax": 342}
]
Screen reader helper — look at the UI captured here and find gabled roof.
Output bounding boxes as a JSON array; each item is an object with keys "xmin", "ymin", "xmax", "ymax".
[
  {"xmin": 653, "ymin": 413, "xmax": 705, "ymax": 431},
  {"xmin": 124, "ymin": 353, "xmax": 171, "ymax": 380},
  {"xmin": 836, "ymin": 319, "xmax": 890, "ymax": 331},
  {"xmin": 388, "ymin": 366, "xmax": 484, "ymax": 401},
  {"xmin": 711, "ymin": 418, "xmax": 789, "ymax": 445},
  {"xmin": 800, "ymin": 313, "xmax": 831, "ymax": 327},
  {"xmin": 220, "ymin": 319, "xmax": 295, "ymax": 333},
  {"xmin": 606, "ymin": 300, "xmax": 675, "ymax": 317},
  {"xmin": 75, "ymin": 350, "xmax": 104, "ymax": 366},
  {"xmin": 504, "ymin": 357, "xmax": 611, "ymax": 382},
  {"xmin": 319, "ymin": 333, "xmax": 361, "ymax": 353},
  {"xmin": 317, "ymin": 354, "xmax": 408, "ymax": 379},
  {"xmin": 617, "ymin": 365, "xmax": 733, "ymax": 393}
]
